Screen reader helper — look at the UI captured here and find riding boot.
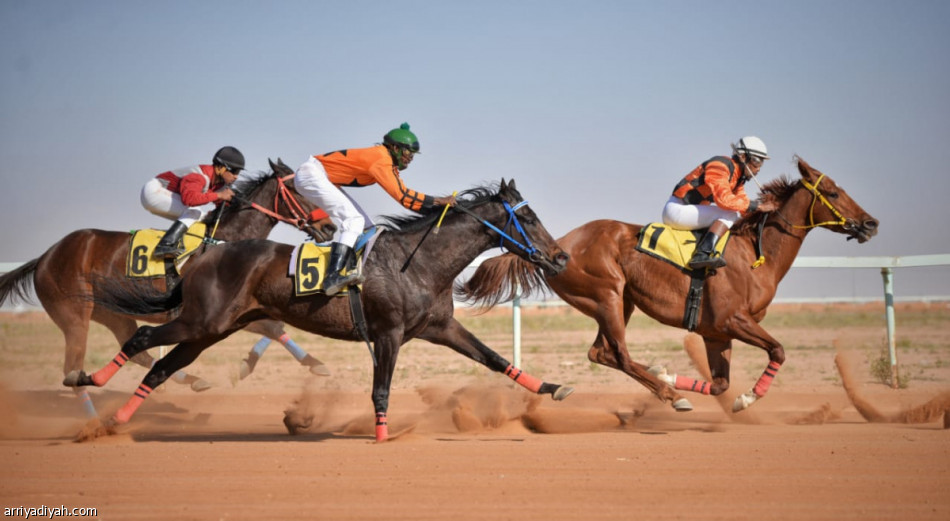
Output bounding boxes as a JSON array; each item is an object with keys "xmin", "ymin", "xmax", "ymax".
[
  {"xmin": 153, "ymin": 220, "xmax": 189, "ymax": 259},
  {"xmin": 323, "ymin": 242, "xmax": 361, "ymax": 296},
  {"xmin": 688, "ymin": 221, "xmax": 730, "ymax": 270}
]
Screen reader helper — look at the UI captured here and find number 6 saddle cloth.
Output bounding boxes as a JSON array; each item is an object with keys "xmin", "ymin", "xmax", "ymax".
[
  {"xmin": 635, "ymin": 222, "xmax": 730, "ymax": 272},
  {"xmin": 126, "ymin": 223, "xmax": 207, "ymax": 278}
]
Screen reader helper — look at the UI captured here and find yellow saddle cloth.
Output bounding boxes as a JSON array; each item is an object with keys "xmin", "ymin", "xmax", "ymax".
[
  {"xmin": 126, "ymin": 223, "xmax": 208, "ymax": 278},
  {"xmin": 291, "ymin": 243, "xmax": 360, "ymax": 296},
  {"xmin": 636, "ymin": 223, "xmax": 730, "ymax": 271}
]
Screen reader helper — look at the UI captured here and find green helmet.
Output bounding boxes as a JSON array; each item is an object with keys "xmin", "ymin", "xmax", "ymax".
[{"xmin": 383, "ymin": 122, "xmax": 420, "ymax": 153}]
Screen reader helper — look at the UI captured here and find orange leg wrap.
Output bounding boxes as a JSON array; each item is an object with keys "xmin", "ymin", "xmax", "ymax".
[
  {"xmin": 504, "ymin": 364, "xmax": 542, "ymax": 393},
  {"xmin": 753, "ymin": 361, "xmax": 782, "ymax": 397},
  {"xmin": 375, "ymin": 412, "xmax": 388, "ymax": 442},
  {"xmin": 91, "ymin": 352, "xmax": 130, "ymax": 387},
  {"xmin": 674, "ymin": 375, "xmax": 712, "ymax": 395},
  {"xmin": 113, "ymin": 384, "xmax": 153, "ymax": 424}
]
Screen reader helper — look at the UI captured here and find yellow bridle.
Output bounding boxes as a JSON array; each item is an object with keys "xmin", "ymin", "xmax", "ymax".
[
  {"xmin": 792, "ymin": 174, "xmax": 849, "ymax": 229},
  {"xmin": 751, "ymin": 173, "xmax": 849, "ymax": 269}
]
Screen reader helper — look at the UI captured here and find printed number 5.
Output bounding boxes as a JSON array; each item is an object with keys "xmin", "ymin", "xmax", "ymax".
[{"xmin": 300, "ymin": 257, "xmax": 322, "ymax": 290}]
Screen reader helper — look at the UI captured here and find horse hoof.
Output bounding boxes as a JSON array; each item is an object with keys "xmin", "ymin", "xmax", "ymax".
[
  {"xmin": 672, "ymin": 398, "xmax": 693, "ymax": 412},
  {"xmin": 733, "ymin": 391, "xmax": 758, "ymax": 413},
  {"xmin": 190, "ymin": 379, "xmax": 213, "ymax": 392},
  {"xmin": 553, "ymin": 386, "xmax": 574, "ymax": 401},
  {"xmin": 648, "ymin": 366, "xmax": 676, "ymax": 386},
  {"xmin": 63, "ymin": 370, "xmax": 85, "ymax": 387},
  {"xmin": 307, "ymin": 364, "xmax": 331, "ymax": 377}
]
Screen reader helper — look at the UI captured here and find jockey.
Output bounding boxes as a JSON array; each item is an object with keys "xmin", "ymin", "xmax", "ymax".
[
  {"xmin": 295, "ymin": 123, "xmax": 457, "ymax": 296},
  {"xmin": 141, "ymin": 146, "xmax": 245, "ymax": 258},
  {"xmin": 662, "ymin": 136, "xmax": 778, "ymax": 269}
]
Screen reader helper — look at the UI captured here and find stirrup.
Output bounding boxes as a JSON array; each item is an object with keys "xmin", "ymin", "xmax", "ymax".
[
  {"xmin": 153, "ymin": 243, "xmax": 185, "ymax": 259},
  {"xmin": 324, "ymin": 271, "xmax": 361, "ymax": 296},
  {"xmin": 688, "ymin": 254, "xmax": 726, "ymax": 270}
]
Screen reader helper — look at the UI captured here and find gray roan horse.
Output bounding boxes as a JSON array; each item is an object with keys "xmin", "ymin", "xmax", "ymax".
[
  {"xmin": 67, "ymin": 180, "xmax": 573, "ymax": 441},
  {"xmin": 0, "ymin": 159, "xmax": 335, "ymax": 418}
]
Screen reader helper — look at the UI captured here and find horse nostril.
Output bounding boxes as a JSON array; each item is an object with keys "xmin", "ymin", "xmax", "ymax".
[
  {"xmin": 556, "ymin": 252, "xmax": 570, "ymax": 266},
  {"xmin": 865, "ymin": 219, "xmax": 879, "ymax": 230}
]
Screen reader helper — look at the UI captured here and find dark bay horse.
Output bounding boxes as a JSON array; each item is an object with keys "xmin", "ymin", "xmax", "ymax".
[
  {"xmin": 460, "ymin": 157, "xmax": 878, "ymax": 413},
  {"xmin": 66, "ymin": 180, "xmax": 572, "ymax": 441},
  {"xmin": 0, "ymin": 159, "xmax": 335, "ymax": 417}
]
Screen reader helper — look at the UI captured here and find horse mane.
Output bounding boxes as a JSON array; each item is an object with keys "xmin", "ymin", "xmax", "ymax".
[
  {"xmin": 375, "ymin": 183, "xmax": 502, "ymax": 234},
  {"xmin": 199, "ymin": 169, "xmax": 277, "ymax": 225},
  {"xmin": 731, "ymin": 174, "xmax": 798, "ymax": 236}
]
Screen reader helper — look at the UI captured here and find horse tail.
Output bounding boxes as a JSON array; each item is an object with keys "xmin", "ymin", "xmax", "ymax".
[
  {"xmin": 455, "ymin": 253, "xmax": 551, "ymax": 309},
  {"xmin": 0, "ymin": 258, "xmax": 39, "ymax": 307},
  {"xmin": 92, "ymin": 276, "xmax": 184, "ymax": 316}
]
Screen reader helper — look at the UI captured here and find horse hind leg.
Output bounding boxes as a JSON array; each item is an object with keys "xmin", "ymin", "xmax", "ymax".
[
  {"xmin": 584, "ymin": 303, "xmax": 692, "ymax": 412},
  {"xmin": 64, "ymin": 323, "xmax": 172, "ymax": 389},
  {"xmin": 110, "ymin": 337, "xmax": 222, "ymax": 425},
  {"xmin": 240, "ymin": 319, "xmax": 330, "ymax": 379},
  {"xmin": 42, "ymin": 298, "xmax": 99, "ymax": 418}
]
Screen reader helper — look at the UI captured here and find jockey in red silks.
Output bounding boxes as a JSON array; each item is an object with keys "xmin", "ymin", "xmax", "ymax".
[{"xmin": 140, "ymin": 146, "xmax": 244, "ymax": 258}]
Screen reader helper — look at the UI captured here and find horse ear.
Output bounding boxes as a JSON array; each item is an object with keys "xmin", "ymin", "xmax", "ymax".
[
  {"xmin": 508, "ymin": 179, "xmax": 517, "ymax": 191},
  {"xmin": 796, "ymin": 156, "xmax": 818, "ymax": 182},
  {"xmin": 500, "ymin": 178, "xmax": 509, "ymax": 191},
  {"xmin": 268, "ymin": 158, "xmax": 278, "ymax": 172}
]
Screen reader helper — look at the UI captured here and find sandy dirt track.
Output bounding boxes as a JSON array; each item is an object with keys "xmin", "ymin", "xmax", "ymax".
[{"xmin": 1, "ymin": 303, "xmax": 949, "ymax": 521}]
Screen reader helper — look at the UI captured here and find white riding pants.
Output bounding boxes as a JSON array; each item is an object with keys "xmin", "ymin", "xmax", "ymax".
[
  {"xmin": 294, "ymin": 156, "xmax": 372, "ymax": 247},
  {"xmin": 140, "ymin": 178, "xmax": 211, "ymax": 227},
  {"xmin": 661, "ymin": 196, "xmax": 738, "ymax": 230}
]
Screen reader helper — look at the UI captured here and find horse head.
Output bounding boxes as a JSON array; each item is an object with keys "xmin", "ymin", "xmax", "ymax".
[
  {"xmin": 758, "ymin": 157, "xmax": 879, "ymax": 244},
  {"xmin": 489, "ymin": 179, "xmax": 570, "ymax": 276},
  {"xmin": 791, "ymin": 157, "xmax": 879, "ymax": 243}
]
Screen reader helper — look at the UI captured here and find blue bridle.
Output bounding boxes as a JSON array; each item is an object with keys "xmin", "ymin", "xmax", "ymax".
[{"xmin": 455, "ymin": 199, "xmax": 539, "ymax": 257}]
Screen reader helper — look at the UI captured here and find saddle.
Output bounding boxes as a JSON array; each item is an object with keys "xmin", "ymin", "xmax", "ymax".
[
  {"xmin": 126, "ymin": 223, "xmax": 208, "ymax": 278},
  {"xmin": 289, "ymin": 227, "xmax": 380, "ymax": 296},
  {"xmin": 635, "ymin": 223, "xmax": 731, "ymax": 331}
]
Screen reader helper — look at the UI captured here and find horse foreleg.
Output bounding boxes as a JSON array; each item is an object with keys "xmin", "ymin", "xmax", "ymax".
[
  {"xmin": 726, "ymin": 316, "xmax": 786, "ymax": 412},
  {"xmin": 420, "ymin": 318, "xmax": 574, "ymax": 401},
  {"xmin": 111, "ymin": 338, "xmax": 220, "ymax": 425},
  {"xmin": 369, "ymin": 335, "xmax": 402, "ymax": 442}
]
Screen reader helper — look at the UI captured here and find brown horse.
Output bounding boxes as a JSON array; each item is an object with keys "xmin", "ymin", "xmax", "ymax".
[
  {"xmin": 0, "ymin": 159, "xmax": 335, "ymax": 417},
  {"xmin": 67, "ymin": 180, "xmax": 573, "ymax": 441},
  {"xmin": 459, "ymin": 157, "xmax": 878, "ymax": 413}
]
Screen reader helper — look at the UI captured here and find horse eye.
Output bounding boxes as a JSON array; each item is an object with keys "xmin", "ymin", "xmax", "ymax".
[{"xmin": 827, "ymin": 192, "xmax": 839, "ymax": 199}]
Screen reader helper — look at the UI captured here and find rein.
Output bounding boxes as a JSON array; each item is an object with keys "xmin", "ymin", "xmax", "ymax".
[
  {"xmin": 400, "ymin": 198, "xmax": 540, "ymax": 272},
  {"xmin": 754, "ymin": 174, "xmax": 850, "ymax": 268},
  {"xmin": 226, "ymin": 174, "xmax": 328, "ymax": 240},
  {"xmin": 454, "ymin": 200, "xmax": 540, "ymax": 258},
  {"xmin": 783, "ymin": 174, "xmax": 849, "ymax": 230}
]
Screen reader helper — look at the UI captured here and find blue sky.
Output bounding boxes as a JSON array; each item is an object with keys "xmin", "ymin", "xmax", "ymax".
[{"xmin": 1, "ymin": 1, "xmax": 948, "ymax": 300}]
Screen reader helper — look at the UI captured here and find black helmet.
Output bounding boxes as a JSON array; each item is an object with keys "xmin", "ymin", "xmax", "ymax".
[{"xmin": 212, "ymin": 146, "xmax": 245, "ymax": 174}]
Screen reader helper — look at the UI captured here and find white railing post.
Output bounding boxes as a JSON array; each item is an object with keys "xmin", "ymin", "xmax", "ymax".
[
  {"xmin": 512, "ymin": 282, "xmax": 522, "ymax": 367},
  {"xmin": 881, "ymin": 267, "xmax": 899, "ymax": 388}
]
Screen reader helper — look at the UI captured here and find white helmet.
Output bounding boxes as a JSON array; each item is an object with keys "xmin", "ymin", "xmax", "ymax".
[{"xmin": 735, "ymin": 136, "xmax": 769, "ymax": 160}]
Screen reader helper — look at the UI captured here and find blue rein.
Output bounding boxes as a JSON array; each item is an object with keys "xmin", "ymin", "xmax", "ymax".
[{"xmin": 455, "ymin": 200, "xmax": 539, "ymax": 257}]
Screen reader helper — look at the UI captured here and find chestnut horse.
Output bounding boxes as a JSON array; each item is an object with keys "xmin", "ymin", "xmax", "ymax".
[
  {"xmin": 0, "ymin": 160, "xmax": 335, "ymax": 417},
  {"xmin": 459, "ymin": 157, "xmax": 878, "ymax": 413},
  {"xmin": 67, "ymin": 180, "xmax": 573, "ymax": 441}
]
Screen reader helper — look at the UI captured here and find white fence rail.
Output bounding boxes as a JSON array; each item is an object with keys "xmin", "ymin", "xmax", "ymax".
[{"xmin": 3, "ymin": 255, "xmax": 949, "ymax": 388}]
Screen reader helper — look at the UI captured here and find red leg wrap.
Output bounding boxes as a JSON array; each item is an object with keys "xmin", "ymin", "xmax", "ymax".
[
  {"xmin": 113, "ymin": 384, "xmax": 153, "ymax": 424},
  {"xmin": 91, "ymin": 352, "xmax": 130, "ymax": 387},
  {"xmin": 504, "ymin": 364, "xmax": 542, "ymax": 393},
  {"xmin": 753, "ymin": 361, "xmax": 782, "ymax": 397},
  {"xmin": 375, "ymin": 412, "xmax": 388, "ymax": 442},
  {"xmin": 674, "ymin": 375, "xmax": 712, "ymax": 395}
]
